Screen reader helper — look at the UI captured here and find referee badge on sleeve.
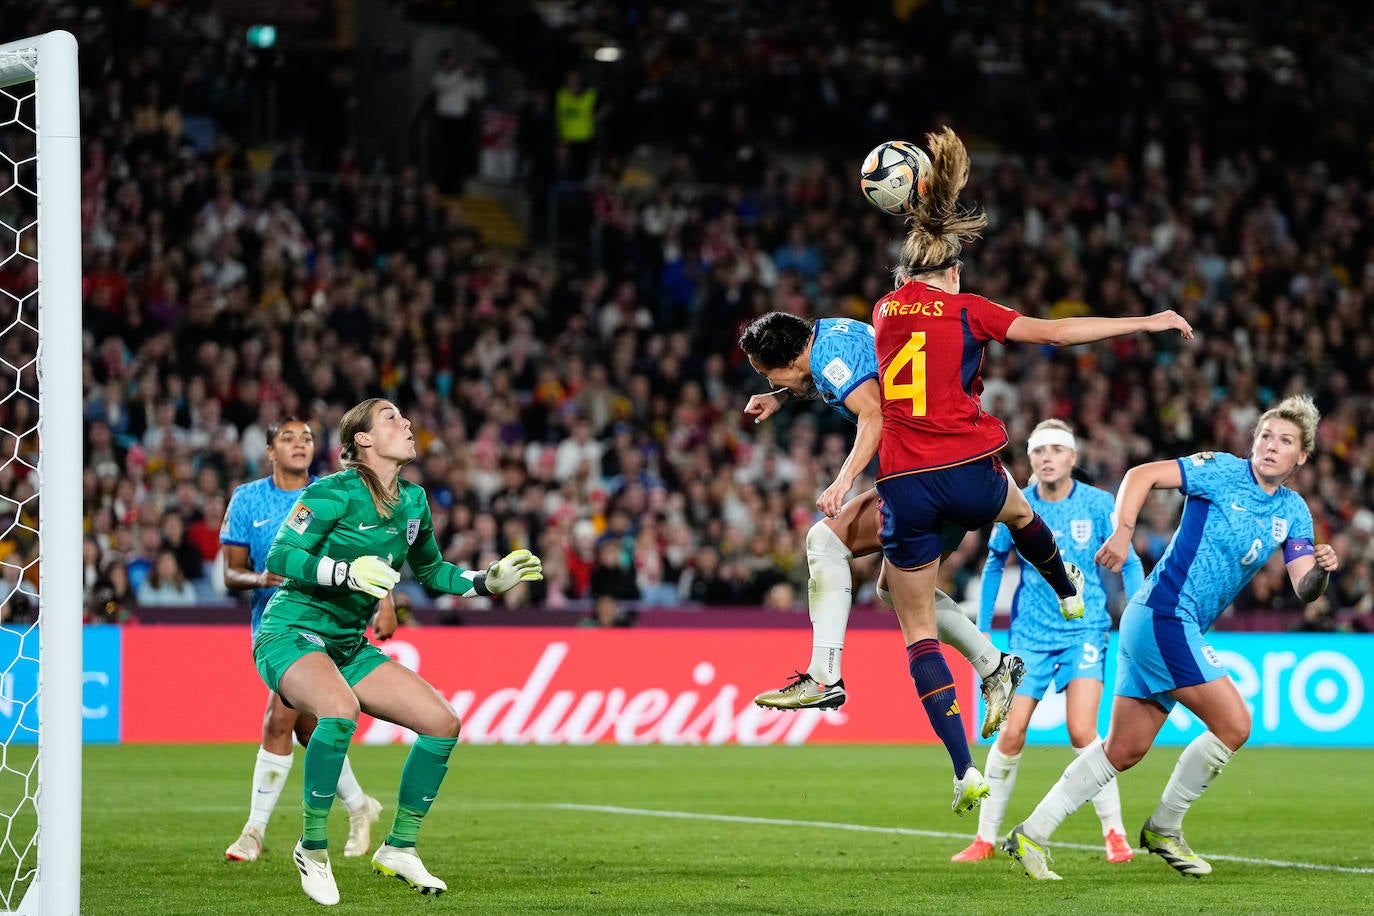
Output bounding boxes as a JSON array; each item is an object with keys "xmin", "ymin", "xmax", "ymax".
[{"xmin": 406, "ymin": 518, "xmax": 420, "ymax": 545}]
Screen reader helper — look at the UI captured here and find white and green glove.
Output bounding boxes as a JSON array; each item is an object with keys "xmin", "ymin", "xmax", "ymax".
[
  {"xmin": 479, "ymin": 549, "xmax": 543, "ymax": 595},
  {"xmin": 318, "ymin": 555, "xmax": 400, "ymax": 599}
]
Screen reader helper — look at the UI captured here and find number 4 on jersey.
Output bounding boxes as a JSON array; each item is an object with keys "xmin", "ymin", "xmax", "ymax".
[{"xmin": 883, "ymin": 332, "xmax": 927, "ymax": 416}]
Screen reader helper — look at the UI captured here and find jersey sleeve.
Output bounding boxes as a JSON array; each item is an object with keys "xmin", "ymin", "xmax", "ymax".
[
  {"xmin": 978, "ymin": 523, "xmax": 1014, "ymax": 630},
  {"xmin": 266, "ymin": 480, "xmax": 348, "ymax": 584},
  {"xmin": 1282, "ymin": 495, "xmax": 1317, "ymax": 563},
  {"xmin": 404, "ymin": 493, "xmax": 482, "ymax": 596},
  {"xmin": 1176, "ymin": 451, "xmax": 1232, "ymax": 500},
  {"xmin": 964, "ymin": 295, "xmax": 1020, "ymax": 344},
  {"xmin": 220, "ymin": 485, "xmax": 251, "ymax": 547},
  {"xmin": 812, "ymin": 326, "xmax": 878, "ymax": 406}
]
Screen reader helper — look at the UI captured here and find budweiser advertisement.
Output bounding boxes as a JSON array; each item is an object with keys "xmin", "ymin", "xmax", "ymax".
[{"xmin": 122, "ymin": 626, "xmax": 977, "ymax": 745}]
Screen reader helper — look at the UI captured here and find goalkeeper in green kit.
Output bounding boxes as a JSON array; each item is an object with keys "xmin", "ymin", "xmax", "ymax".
[{"xmin": 254, "ymin": 398, "xmax": 543, "ymax": 906}]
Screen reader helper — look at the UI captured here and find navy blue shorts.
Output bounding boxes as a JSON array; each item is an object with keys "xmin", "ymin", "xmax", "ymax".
[{"xmin": 877, "ymin": 457, "xmax": 1010, "ymax": 569}]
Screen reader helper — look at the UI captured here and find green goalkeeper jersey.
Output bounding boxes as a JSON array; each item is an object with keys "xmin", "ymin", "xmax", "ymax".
[{"xmin": 260, "ymin": 469, "xmax": 477, "ymax": 642}]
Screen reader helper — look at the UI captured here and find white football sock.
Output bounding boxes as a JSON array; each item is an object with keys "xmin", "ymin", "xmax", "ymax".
[
  {"xmin": 879, "ymin": 585, "xmax": 1001, "ymax": 679},
  {"xmin": 1022, "ymin": 737, "xmax": 1118, "ymax": 843},
  {"xmin": 976, "ymin": 745, "xmax": 1021, "ymax": 843},
  {"xmin": 336, "ymin": 756, "xmax": 365, "ymax": 810},
  {"xmin": 935, "ymin": 594, "xmax": 1001, "ymax": 678},
  {"xmin": 1150, "ymin": 730, "xmax": 1233, "ymax": 833},
  {"xmin": 1074, "ymin": 737, "xmax": 1125, "ymax": 836},
  {"xmin": 806, "ymin": 521, "xmax": 852, "ymax": 684},
  {"xmin": 248, "ymin": 746, "xmax": 295, "ymax": 831}
]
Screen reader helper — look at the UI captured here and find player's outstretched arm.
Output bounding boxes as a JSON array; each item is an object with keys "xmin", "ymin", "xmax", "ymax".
[
  {"xmin": 1006, "ymin": 310, "xmax": 1194, "ymax": 348},
  {"xmin": 1096, "ymin": 459, "xmax": 1182, "ymax": 573},
  {"xmin": 406, "ymin": 511, "xmax": 544, "ymax": 597}
]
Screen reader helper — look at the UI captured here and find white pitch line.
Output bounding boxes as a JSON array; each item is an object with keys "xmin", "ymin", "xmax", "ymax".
[{"xmin": 545, "ymin": 803, "xmax": 1374, "ymax": 875}]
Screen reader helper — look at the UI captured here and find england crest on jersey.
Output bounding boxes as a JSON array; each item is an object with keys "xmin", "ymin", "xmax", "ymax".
[
  {"xmin": 1272, "ymin": 516, "xmax": 1288, "ymax": 542},
  {"xmin": 1070, "ymin": 519, "xmax": 1092, "ymax": 546},
  {"xmin": 406, "ymin": 518, "xmax": 421, "ymax": 545}
]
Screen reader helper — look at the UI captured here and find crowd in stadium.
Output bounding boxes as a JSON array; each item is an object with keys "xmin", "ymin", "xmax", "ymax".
[{"xmin": 3, "ymin": 1, "xmax": 1369, "ymax": 630}]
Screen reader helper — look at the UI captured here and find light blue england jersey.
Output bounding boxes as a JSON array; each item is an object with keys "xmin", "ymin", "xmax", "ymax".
[
  {"xmin": 810, "ymin": 318, "xmax": 879, "ymax": 423},
  {"xmin": 980, "ymin": 480, "xmax": 1144, "ymax": 652},
  {"xmin": 220, "ymin": 475, "xmax": 316, "ymax": 636},
  {"xmin": 1136, "ymin": 451, "xmax": 1315, "ymax": 631}
]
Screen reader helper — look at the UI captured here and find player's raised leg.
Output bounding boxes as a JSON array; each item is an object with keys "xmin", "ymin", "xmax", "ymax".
[
  {"xmin": 997, "ymin": 486, "xmax": 1086, "ymax": 620},
  {"xmin": 754, "ymin": 483, "xmax": 881, "ymax": 712},
  {"xmin": 756, "ymin": 489, "xmax": 1023, "ymax": 722}
]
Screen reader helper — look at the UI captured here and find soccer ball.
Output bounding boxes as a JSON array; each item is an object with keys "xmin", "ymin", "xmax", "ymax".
[{"xmin": 859, "ymin": 140, "xmax": 930, "ymax": 215}]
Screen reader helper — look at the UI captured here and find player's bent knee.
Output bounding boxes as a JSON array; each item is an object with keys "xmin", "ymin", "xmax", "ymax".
[
  {"xmin": 1214, "ymin": 723, "xmax": 1249, "ymax": 752},
  {"xmin": 430, "ymin": 708, "xmax": 461, "ymax": 739},
  {"xmin": 806, "ymin": 520, "xmax": 853, "ymax": 564},
  {"xmin": 997, "ymin": 727, "xmax": 1028, "ymax": 754},
  {"xmin": 1066, "ymin": 726, "xmax": 1099, "ymax": 748},
  {"xmin": 1103, "ymin": 737, "xmax": 1149, "ymax": 771},
  {"xmin": 311, "ymin": 695, "xmax": 361, "ymax": 722}
]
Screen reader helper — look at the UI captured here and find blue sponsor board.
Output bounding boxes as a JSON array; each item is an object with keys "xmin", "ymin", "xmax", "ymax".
[
  {"xmin": 986, "ymin": 631, "xmax": 1372, "ymax": 748},
  {"xmin": 0, "ymin": 625, "xmax": 121, "ymax": 744}
]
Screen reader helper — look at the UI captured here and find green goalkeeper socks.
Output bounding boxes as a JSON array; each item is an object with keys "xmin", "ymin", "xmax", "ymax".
[
  {"xmin": 300, "ymin": 716, "xmax": 357, "ymax": 849},
  {"xmin": 386, "ymin": 734, "xmax": 457, "ymax": 848}
]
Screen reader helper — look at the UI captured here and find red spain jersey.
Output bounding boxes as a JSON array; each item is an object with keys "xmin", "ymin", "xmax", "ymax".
[{"xmin": 872, "ymin": 281, "xmax": 1020, "ymax": 479}]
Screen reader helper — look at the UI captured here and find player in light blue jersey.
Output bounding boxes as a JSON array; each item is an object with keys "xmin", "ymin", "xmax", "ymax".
[
  {"xmin": 953, "ymin": 419, "xmax": 1142, "ymax": 865},
  {"xmin": 1006, "ymin": 396, "xmax": 1340, "ymax": 880},
  {"xmin": 223, "ymin": 417, "xmax": 392, "ymax": 863},
  {"xmin": 740, "ymin": 311, "xmax": 1026, "ymax": 812}
]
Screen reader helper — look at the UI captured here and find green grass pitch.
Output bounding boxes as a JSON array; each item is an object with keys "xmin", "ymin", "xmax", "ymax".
[{"xmin": 73, "ymin": 743, "xmax": 1374, "ymax": 914}]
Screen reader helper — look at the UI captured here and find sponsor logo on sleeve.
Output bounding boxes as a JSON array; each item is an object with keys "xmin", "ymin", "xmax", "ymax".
[
  {"xmin": 287, "ymin": 503, "xmax": 313, "ymax": 534},
  {"xmin": 821, "ymin": 357, "xmax": 853, "ymax": 389}
]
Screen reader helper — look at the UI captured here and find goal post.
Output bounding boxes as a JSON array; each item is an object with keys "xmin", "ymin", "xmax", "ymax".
[{"xmin": 0, "ymin": 30, "xmax": 81, "ymax": 916}]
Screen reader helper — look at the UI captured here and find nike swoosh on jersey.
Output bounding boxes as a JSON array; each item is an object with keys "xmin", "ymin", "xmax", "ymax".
[
  {"xmin": 1231, "ymin": 502, "xmax": 1247, "ymax": 512},
  {"xmin": 359, "ymin": 523, "xmax": 381, "ymax": 530},
  {"xmin": 252, "ymin": 519, "xmax": 274, "ymax": 527}
]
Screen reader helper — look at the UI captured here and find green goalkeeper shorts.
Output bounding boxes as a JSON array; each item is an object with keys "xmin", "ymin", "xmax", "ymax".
[{"xmin": 253, "ymin": 628, "xmax": 390, "ymax": 702}]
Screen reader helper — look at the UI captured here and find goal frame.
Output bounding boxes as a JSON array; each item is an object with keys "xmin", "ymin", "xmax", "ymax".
[{"xmin": 0, "ymin": 29, "xmax": 81, "ymax": 916}]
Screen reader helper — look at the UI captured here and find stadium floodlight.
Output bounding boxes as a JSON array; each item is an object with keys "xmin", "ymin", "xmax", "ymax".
[{"xmin": 0, "ymin": 29, "xmax": 82, "ymax": 916}]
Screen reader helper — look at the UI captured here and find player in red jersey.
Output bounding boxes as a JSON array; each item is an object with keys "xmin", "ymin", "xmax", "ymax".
[{"xmin": 871, "ymin": 126, "xmax": 1194, "ymax": 815}]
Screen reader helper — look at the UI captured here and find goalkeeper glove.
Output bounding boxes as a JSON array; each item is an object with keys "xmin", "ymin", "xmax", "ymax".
[
  {"xmin": 477, "ymin": 548, "xmax": 543, "ymax": 595},
  {"xmin": 319, "ymin": 555, "xmax": 400, "ymax": 599}
]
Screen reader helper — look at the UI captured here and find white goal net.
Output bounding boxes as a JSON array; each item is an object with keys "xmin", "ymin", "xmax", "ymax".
[{"xmin": 0, "ymin": 30, "xmax": 81, "ymax": 916}]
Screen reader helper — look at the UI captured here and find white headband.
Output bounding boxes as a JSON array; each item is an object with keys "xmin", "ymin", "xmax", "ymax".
[{"xmin": 1027, "ymin": 428, "xmax": 1077, "ymax": 453}]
